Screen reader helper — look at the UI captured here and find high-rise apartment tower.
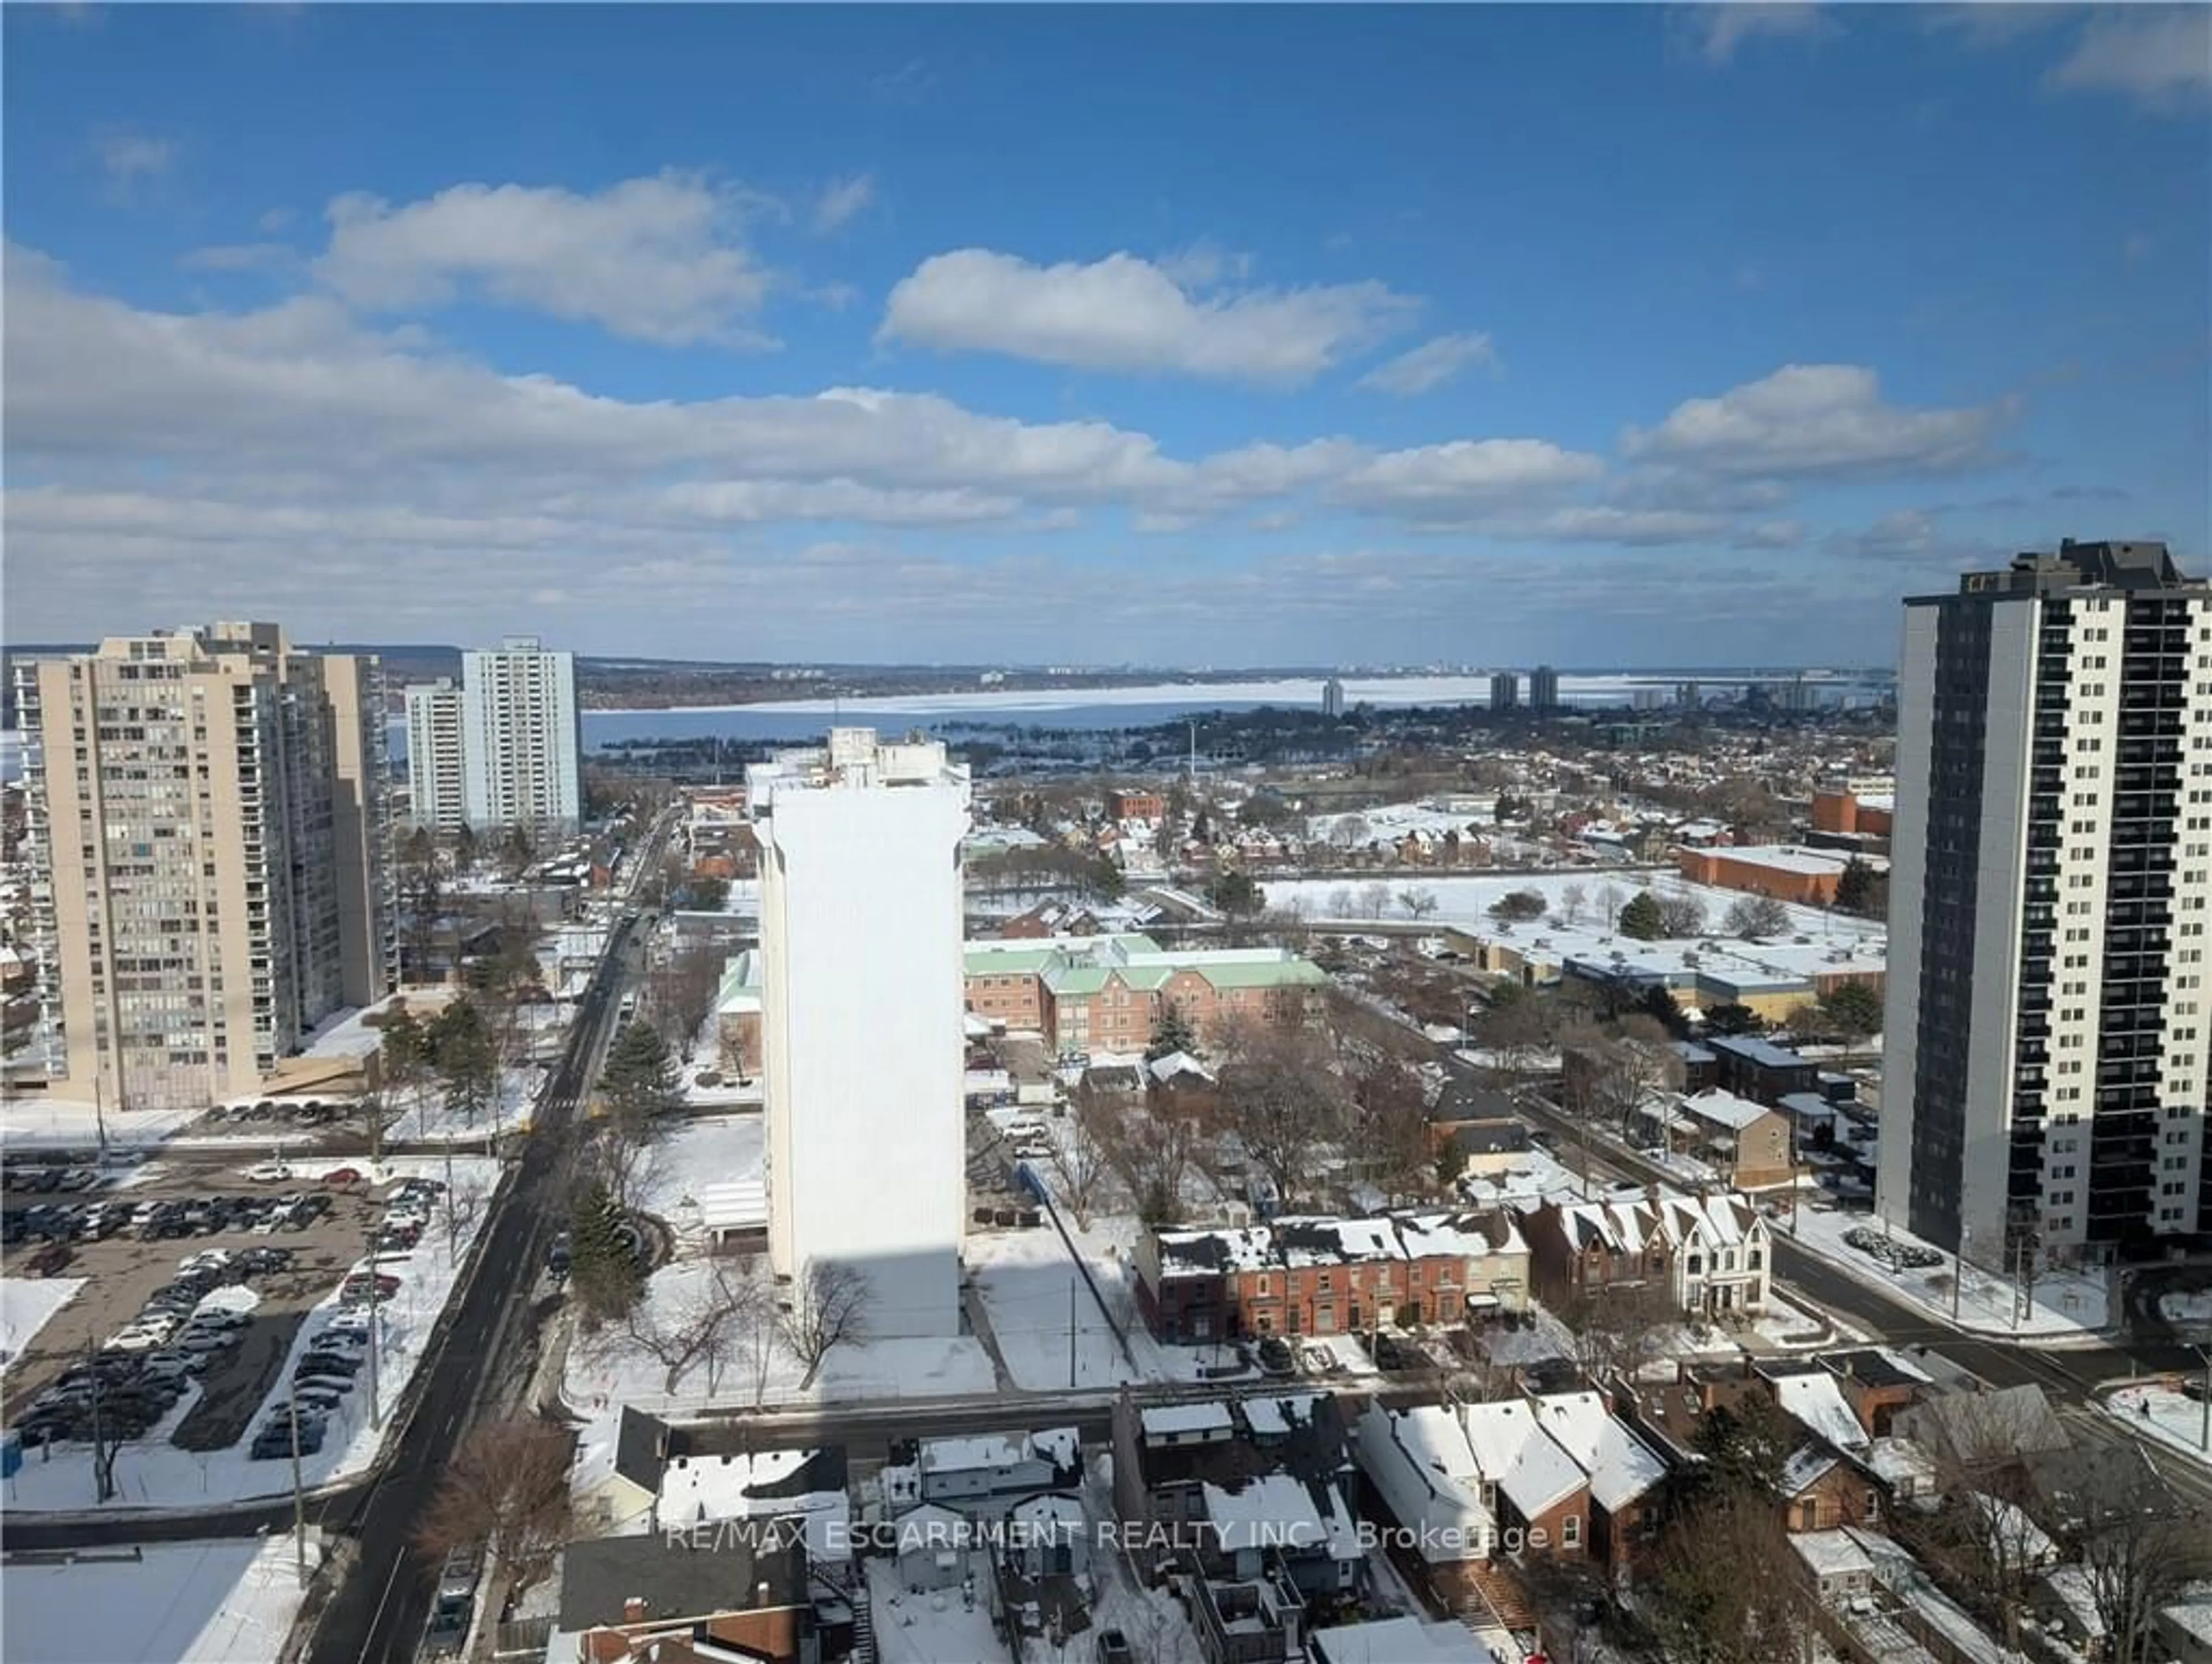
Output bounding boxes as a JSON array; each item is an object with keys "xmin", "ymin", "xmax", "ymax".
[
  {"xmin": 460, "ymin": 636, "xmax": 582, "ymax": 836},
  {"xmin": 748, "ymin": 728, "xmax": 972, "ymax": 1336},
  {"xmin": 1881, "ymin": 541, "xmax": 2210, "ymax": 1267},
  {"xmin": 15, "ymin": 623, "xmax": 395, "ymax": 1112}
]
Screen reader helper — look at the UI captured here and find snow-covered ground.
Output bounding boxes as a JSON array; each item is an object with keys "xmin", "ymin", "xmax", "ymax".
[
  {"xmin": 2159, "ymin": 1289, "xmax": 2212, "ymax": 1329},
  {"xmin": 0, "ymin": 1535, "xmax": 313, "ymax": 1664},
  {"xmin": 2101, "ymin": 1383, "xmax": 2212, "ymax": 1468},
  {"xmin": 389, "ymin": 1064, "xmax": 546, "ymax": 1144},
  {"xmin": 1781, "ymin": 1207, "xmax": 2111, "ymax": 1339},
  {"xmin": 563, "ymin": 1258, "xmax": 996, "ymax": 1416},
  {"xmin": 631, "ymin": 1113, "xmax": 764, "ymax": 1250},
  {"xmin": 7, "ymin": 1156, "xmax": 499, "ymax": 1513},
  {"xmin": 1263, "ymin": 868, "xmax": 1886, "ymax": 948},
  {"xmin": 1, "ymin": 1275, "xmax": 88, "ymax": 1364},
  {"xmin": 0, "ymin": 1098, "xmax": 202, "ymax": 1150},
  {"xmin": 967, "ymin": 1227, "xmax": 1146, "ymax": 1391}
]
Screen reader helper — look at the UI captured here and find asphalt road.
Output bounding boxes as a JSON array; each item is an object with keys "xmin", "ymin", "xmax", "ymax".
[{"xmin": 294, "ymin": 910, "xmax": 637, "ymax": 1664}]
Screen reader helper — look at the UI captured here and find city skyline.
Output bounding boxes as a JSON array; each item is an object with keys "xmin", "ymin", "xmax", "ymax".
[{"xmin": 5, "ymin": 6, "xmax": 2208, "ymax": 665}]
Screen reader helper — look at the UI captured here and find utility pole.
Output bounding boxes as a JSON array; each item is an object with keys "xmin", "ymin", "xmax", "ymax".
[
  {"xmin": 93, "ymin": 1074, "xmax": 109, "ymax": 1162},
  {"xmin": 1068, "ymin": 1276, "xmax": 1078, "ymax": 1390},
  {"xmin": 86, "ymin": 1335, "xmax": 115, "ymax": 1505},
  {"xmin": 444, "ymin": 1142, "xmax": 459, "ymax": 1261},
  {"xmin": 365, "ymin": 1220, "xmax": 384, "ymax": 1428},
  {"xmin": 2196, "ymin": 1345, "xmax": 2211, "ymax": 1454},
  {"xmin": 289, "ymin": 1394, "xmax": 309, "ymax": 1587},
  {"xmin": 1952, "ymin": 1226, "xmax": 1968, "ymax": 1325}
]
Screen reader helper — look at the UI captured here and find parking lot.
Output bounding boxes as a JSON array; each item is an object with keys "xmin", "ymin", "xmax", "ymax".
[{"xmin": 1, "ymin": 1166, "xmax": 391, "ymax": 1434}]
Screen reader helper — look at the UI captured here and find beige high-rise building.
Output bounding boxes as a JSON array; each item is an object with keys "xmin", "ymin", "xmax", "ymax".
[{"xmin": 14, "ymin": 622, "xmax": 395, "ymax": 1113}]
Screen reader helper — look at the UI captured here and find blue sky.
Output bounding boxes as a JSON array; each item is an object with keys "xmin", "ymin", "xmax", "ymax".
[{"xmin": 5, "ymin": 3, "xmax": 2207, "ymax": 667}]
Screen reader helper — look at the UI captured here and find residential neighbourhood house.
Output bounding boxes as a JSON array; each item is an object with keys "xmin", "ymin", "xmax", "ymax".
[{"xmin": 1135, "ymin": 1212, "xmax": 1531, "ymax": 1345}]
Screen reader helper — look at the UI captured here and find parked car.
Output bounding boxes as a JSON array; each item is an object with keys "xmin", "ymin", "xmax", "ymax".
[{"xmin": 244, "ymin": 1162, "xmax": 293, "ymax": 1184}]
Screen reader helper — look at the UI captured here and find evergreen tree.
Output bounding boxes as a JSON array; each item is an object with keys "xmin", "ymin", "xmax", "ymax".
[
  {"xmin": 601, "ymin": 1020, "xmax": 679, "ymax": 1121},
  {"xmin": 1819, "ymin": 980, "xmax": 1884, "ymax": 1038},
  {"xmin": 1617, "ymin": 890, "xmax": 1666, "ymax": 940},
  {"xmin": 429, "ymin": 997, "xmax": 497, "ymax": 1123},
  {"xmin": 1639, "ymin": 984, "xmax": 1690, "ymax": 1039},
  {"xmin": 1702, "ymin": 1003, "xmax": 1767, "ymax": 1037},
  {"xmin": 567, "ymin": 1182, "xmax": 643, "ymax": 1327},
  {"xmin": 1207, "ymin": 869, "xmax": 1263, "ymax": 918},
  {"xmin": 1145, "ymin": 1005, "xmax": 1200, "ymax": 1062}
]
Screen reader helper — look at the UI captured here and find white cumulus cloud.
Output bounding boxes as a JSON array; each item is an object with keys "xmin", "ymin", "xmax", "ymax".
[
  {"xmin": 878, "ymin": 248, "xmax": 1421, "ymax": 386},
  {"xmin": 1622, "ymin": 363, "xmax": 2011, "ymax": 479},
  {"xmin": 315, "ymin": 172, "xmax": 777, "ymax": 347}
]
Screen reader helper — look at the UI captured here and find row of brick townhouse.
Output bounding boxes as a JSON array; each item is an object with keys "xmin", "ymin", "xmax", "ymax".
[
  {"xmin": 1520, "ymin": 1186, "xmax": 1774, "ymax": 1316},
  {"xmin": 1134, "ymin": 1211, "xmax": 1529, "ymax": 1346},
  {"xmin": 963, "ymin": 933, "xmax": 1329, "ymax": 1055}
]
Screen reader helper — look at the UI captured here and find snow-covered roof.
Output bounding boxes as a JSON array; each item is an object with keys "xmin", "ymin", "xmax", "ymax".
[
  {"xmin": 1866, "ymin": 1436, "xmax": 1938, "ymax": 1492},
  {"xmin": 1791, "ymin": 1529, "xmax": 1875, "ymax": 1582},
  {"xmin": 1774, "ymin": 1372, "xmax": 1872, "ymax": 1455},
  {"xmin": 1203, "ymin": 1472, "xmax": 1328, "ymax": 1552},
  {"xmin": 1310, "ymin": 1616, "xmax": 1500, "ymax": 1663},
  {"xmin": 1677, "ymin": 1087, "xmax": 1775, "ymax": 1132},
  {"xmin": 1240, "ymin": 1393, "xmax": 1327, "ymax": 1438},
  {"xmin": 1459, "ymin": 1400, "xmax": 1586, "ymax": 1518},
  {"xmin": 1529, "ymin": 1391, "xmax": 1668, "ymax": 1511},
  {"xmin": 919, "ymin": 1434, "xmax": 1033, "ymax": 1473},
  {"xmin": 1147, "ymin": 1050, "xmax": 1213, "ymax": 1084},
  {"xmin": 1778, "ymin": 1446, "xmax": 1842, "ymax": 1496},
  {"xmin": 1142, "ymin": 1402, "xmax": 1235, "ymax": 1441}
]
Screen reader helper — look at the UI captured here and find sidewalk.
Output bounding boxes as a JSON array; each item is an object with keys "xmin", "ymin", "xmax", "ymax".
[
  {"xmin": 1781, "ymin": 1207, "xmax": 2114, "ymax": 1342},
  {"xmin": 2098, "ymin": 1381, "xmax": 2212, "ymax": 1469}
]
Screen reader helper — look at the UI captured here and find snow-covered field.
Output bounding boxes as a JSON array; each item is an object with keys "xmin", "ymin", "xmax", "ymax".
[
  {"xmin": 7, "ymin": 1156, "xmax": 499, "ymax": 1514},
  {"xmin": 1264, "ymin": 868, "xmax": 1886, "ymax": 948},
  {"xmin": 0, "ymin": 1098, "xmax": 202, "ymax": 1150},
  {"xmin": 631, "ymin": 1113, "xmax": 764, "ymax": 1249},
  {"xmin": 1781, "ymin": 1208, "xmax": 2110, "ymax": 1340},
  {"xmin": 388, "ymin": 1064, "xmax": 546, "ymax": 1144},
  {"xmin": 1, "ymin": 1275, "xmax": 87, "ymax": 1364},
  {"xmin": 0, "ymin": 1535, "xmax": 313, "ymax": 1664},
  {"xmin": 966, "ymin": 1227, "xmax": 1143, "ymax": 1391},
  {"xmin": 563, "ymin": 1258, "xmax": 996, "ymax": 1416},
  {"xmin": 2101, "ymin": 1383, "xmax": 2212, "ymax": 1468}
]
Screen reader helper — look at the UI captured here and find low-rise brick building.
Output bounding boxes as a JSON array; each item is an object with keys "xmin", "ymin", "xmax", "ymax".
[
  {"xmin": 1134, "ymin": 1211, "xmax": 1529, "ymax": 1345},
  {"xmin": 964, "ymin": 933, "xmax": 1330, "ymax": 1054}
]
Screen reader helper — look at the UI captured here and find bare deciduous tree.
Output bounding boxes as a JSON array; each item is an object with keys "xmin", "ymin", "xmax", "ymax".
[
  {"xmin": 1397, "ymin": 886, "xmax": 1440, "ymax": 922},
  {"xmin": 2068, "ymin": 1457, "xmax": 2212, "ymax": 1664},
  {"xmin": 781, "ymin": 1260, "xmax": 871, "ymax": 1388},
  {"xmin": 1657, "ymin": 892, "xmax": 1708, "ymax": 937},
  {"xmin": 412, "ymin": 1420, "xmax": 575, "ymax": 1610},
  {"xmin": 1642, "ymin": 1487, "xmax": 1813, "ymax": 1663},
  {"xmin": 1359, "ymin": 880, "xmax": 1391, "ymax": 920},
  {"xmin": 1597, "ymin": 882, "xmax": 1626, "ymax": 926},
  {"xmin": 1214, "ymin": 1014, "xmax": 1352, "ymax": 1209},
  {"xmin": 1559, "ymin": 882, "xmax": 1588, "ymax": 925},
  {"xmin": 1723, "ymin": 894, "xmax": 1793, "ymax": 939},
  {"xmin": 1052, "ymin": 1086, "xmax": 1117, "ymax": 1230},
  {"xmin": 652, "ymin": 939, "xmax": 724, "ymax": 1063},
  {"xmin": 1355, "ymin": 1058, "xmax": 1434, "ymax": 1202},
  {"xmin": 618, "ymin": 1257, "xmax": 762, "ymax": 1397}
]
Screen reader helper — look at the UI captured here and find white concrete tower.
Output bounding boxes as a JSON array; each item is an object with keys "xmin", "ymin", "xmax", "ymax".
[{"xmin": 748, "ymin": 728, "xmax": 972, "ymax": 1338}]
